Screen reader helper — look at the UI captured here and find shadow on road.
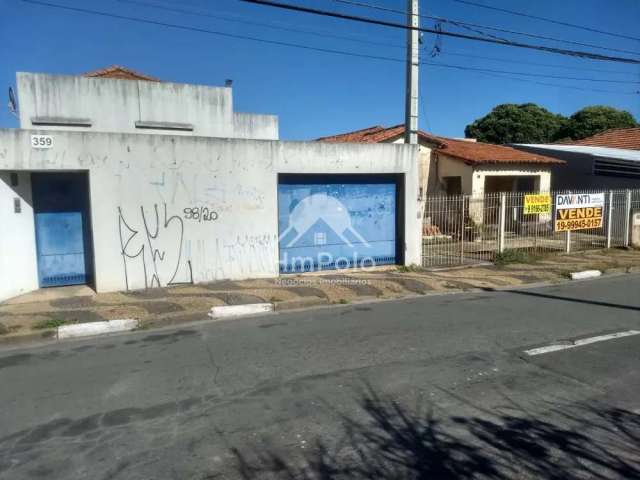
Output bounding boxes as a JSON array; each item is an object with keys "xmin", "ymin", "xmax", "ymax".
[
  {"xmin": 232, "ymin": 387, "xmax": 640, "ymax": 479},
  {"xmin": 482, "ymin": 287, "xmax": 640, "ymax": 312}
]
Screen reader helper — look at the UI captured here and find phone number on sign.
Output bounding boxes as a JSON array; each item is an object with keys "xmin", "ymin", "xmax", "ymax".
[{"xmin": 555, "ymin": 218, "xmax": 602, "ymax": 232}]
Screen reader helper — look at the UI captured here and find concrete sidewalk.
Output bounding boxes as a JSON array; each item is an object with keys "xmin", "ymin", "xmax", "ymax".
[{"xmin": 1, "ymin": 248, "xmax": 639, "ymax": 344}]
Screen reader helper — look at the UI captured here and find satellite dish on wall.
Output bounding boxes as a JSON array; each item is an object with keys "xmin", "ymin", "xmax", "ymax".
[{"xmin": 8, "ymin": 87, "xmax": 18, "ymax": 117}]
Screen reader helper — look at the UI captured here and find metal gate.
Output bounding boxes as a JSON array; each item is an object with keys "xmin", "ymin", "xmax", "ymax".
[
  {"xmin": 32, "ymin": 173, "xmax": 93, "ymax": 287},
  {"xmin": 278, "ymin": 175, "xmax": 398, "ymax": 273}
]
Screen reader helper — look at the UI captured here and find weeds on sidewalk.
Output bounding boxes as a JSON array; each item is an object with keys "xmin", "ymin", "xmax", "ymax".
[
  {"xmin": 32, "ymin": 318, "xmax": 77, "ymax": 330},
  {"xmin": 495, "ymin": 249, "xmax": 542, "ymax": 266},
  {"xmin": 397, "ymin": 264, "xmax": 422, "ymax": 273}
]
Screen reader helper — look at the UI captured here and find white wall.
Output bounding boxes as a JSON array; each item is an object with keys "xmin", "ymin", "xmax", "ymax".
[
  {"xmin": 233, "ymin": 113, "xmax": 279, "ymax": 140},
  {"xmin": 0, "ymin": 171, "xmax": 38, "ymax": 300},
  {"xmin": 0, "ymin": 129, "xmax": 419, "ymax": 299},
  {"xmin": 16, "ymin": 73, "xmax": 278, "ymax": 140},
  {"xmin": 436, "ymin": 153, "xmax": 474, "ymax": 194},
  {"xmin": 472, "ymin": 166, "xmax": 551, "ymax": 196}
]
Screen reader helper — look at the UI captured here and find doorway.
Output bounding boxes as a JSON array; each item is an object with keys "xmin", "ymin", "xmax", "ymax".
[{"xmin": 31, "ymin": 172, "xmax": 94, "ymax": 287}]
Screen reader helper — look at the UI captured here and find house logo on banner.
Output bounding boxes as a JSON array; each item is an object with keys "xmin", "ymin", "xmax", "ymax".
[
  {"xmin": 555, "ymin": 193, "xmax": 605, "ymax": 232},
  {"xmin": 279, "ymin": 192, "xmax": 375, "ymax": 271},
  {"xmin": 279, "ymin": 193, "xmax": 371, "ymax": 248}
]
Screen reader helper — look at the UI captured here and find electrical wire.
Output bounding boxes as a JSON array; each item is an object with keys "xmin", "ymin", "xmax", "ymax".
[
  {"xmin": 332, "ymin": 0, "xmax": 640, "ymax": 56},
  {"xmin": 448, "ymin": 0, "xmax": 640, "ymax": 43},
  {"xmin": 16, "ymin": 0, "xmax": 640, "ymax": 95},
  {"xmin": 116, "ymin": 0, "xmax": 406, "ymax": 50},
  {"xmin": 437, "ymin": 50, "xmax": 640, "ymax": 76},
  {"xmin": 117, "ymin": 0, "xmax": 640, "ymax": 77},
  {"xmin": 239, "ymin": 0, "xmax": 640, "ymax": 65}
]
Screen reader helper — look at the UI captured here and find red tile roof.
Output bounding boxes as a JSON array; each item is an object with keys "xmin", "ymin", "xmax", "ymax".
[
  {"xmin": 317, "ymin": 125, "xmax": 563, "ymax": 166},
  {"xmin": 83, "ymin": 65, "xmax": 160, "ymax": 82},
  {"xmin": 560, "ymin": 127, "xmax": 640, "ymax": 150}
]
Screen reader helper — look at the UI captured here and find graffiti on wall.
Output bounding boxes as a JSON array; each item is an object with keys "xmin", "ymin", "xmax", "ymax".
[
  {"xmin": 118, "ymin": 203, "xmax": 191, "ymax": 290},
  {"xmin": 183, "ymin": 206, "xmax": 218, "ymax": 222}
]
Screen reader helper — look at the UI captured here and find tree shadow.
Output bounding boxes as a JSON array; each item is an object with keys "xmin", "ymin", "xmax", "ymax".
[{"xmin": 232, "ymin": 387, "xmax": 640, "ymax": 479}]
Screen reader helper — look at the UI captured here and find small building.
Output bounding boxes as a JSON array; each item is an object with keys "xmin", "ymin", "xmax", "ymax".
[
  {"xmin": 317, "ymin": 125, "xmax": 562, "ymax": 197},
  {"xmin": 0, "ymin": 69, "xmax": 421, "ymax": 301},
  {"xmin": 513, "ymin": 127, "xmax": 640, "ymax": 190},
  {"xmin": 16, "ymin": 65, "xmax": 279, "ymax": 140}
]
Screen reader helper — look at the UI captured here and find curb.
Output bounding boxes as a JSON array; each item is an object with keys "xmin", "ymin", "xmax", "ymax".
[
  {"xmin": 570, "ymin": 270, "xmax": 602, "ymax": 280},
  {"xmin": 208, "ymin": 303, "xmax": 273, "ymax": 319},
  {"xmin": 57, "ymin": 319, "xmax": 139, "ymax": 339},
  {"xmin": 274, "ymin": 297, "xmax": 329, "ymax": 311},
  {"xmin": 0, "ymin": 329, "xmax": 55, "ymax": 347},
  {"xmin": 0, "ymin": 268, "xmax": 639, "ymax": 349}
]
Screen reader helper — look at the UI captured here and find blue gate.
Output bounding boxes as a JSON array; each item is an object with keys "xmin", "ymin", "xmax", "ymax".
[
  {"xmin": 278, "ymin": 175, "xmax": 398, "ymax": 273},
  {"xmin": 32, "ymin": 173, "xmax": 93, "ymax": 287}
]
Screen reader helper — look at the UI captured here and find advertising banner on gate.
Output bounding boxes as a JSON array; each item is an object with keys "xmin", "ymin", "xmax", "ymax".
[
  {"xmin": 554, "ymin": 193, "xmax": 605, "ymax": 232},
  {"xmin": 523, "ymin": 194, "xmax": 551, "ymax": 214}
]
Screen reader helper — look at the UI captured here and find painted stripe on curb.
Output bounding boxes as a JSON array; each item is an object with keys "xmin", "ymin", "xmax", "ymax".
[
  {"xmin": 57, "ymin": 319, "xmax": 139, "ymax": 339},
  {"xmin": 209, "ymin": 303, "xmax": 274, "ymax": 318},
  {"xmin": 525, "ymin": 330, "xmax": 640, "ymax": 356},
  {"xmin": 570, "ymin": 270, "xmax": 602, "ymax": 280}
]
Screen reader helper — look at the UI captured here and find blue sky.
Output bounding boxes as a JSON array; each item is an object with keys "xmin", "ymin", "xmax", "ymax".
[{"xmin": 1, "ymin": 0, "xmax": 639, "ymax": 140}]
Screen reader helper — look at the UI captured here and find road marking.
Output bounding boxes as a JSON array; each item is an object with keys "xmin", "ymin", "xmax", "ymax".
[{"xmin": 525, "ymin": 330, "xmax": 640, "ymax": 356}]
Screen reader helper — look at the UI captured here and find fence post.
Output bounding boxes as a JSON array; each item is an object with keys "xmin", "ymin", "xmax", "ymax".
[
  {"xmin": 606, "ymin": 190, "xmax": 613, "ymax": 249},
  {"xmin": 498, "ymin": 193, "xmax": 506, "ymax": 254},
  {"xmin": 460, "ymin": 196, "xmax": 465, "ymax": 264},
  {"xmin": 624, "ymin": 189, "xmax": 632, "ymax": 247},
  {"xmin": 565, "ymin": 230, "xmax": 571, "ymax": 253}
]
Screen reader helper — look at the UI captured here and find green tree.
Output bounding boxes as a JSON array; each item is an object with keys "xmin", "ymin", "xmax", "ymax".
[
  {"xmin": 554, "ymin": 105, "xmax": 638, "ymax": 141},
  {"xmin": 464, "ymin": 103, "xmax": 566, "ymax": 144}
]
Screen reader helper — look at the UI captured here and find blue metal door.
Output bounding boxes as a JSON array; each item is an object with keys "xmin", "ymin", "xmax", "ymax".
[
  {"xmin": 278, "ymin": 175, "xmax": 398, "ymax": 273},
  {"xmin": 32, "ymin": 173, "xmax": 93, "ymax": 287}
]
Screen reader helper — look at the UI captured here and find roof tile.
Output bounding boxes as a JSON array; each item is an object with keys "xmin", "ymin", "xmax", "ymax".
[
  {"xmin": 560, "ymin": 127, "xmax": 640, "ymax": 150},
  {"xmin": 83, "ymin": 65, "xmax": 160, "ymax": 82},
  {"xmin": 317, "ymin": 125, "xmax": 562, "ymax": 165}
]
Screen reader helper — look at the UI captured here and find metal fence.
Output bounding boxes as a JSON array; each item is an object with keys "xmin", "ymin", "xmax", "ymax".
[{"xmin": 422, "ymin": 189, "xmax": 640, "ymax": 267}]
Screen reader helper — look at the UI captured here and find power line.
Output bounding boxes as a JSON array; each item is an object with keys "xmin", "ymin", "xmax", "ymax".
[
  {"xmin": 437, "ymin": 50, "xmax": 640, "ymax": 76},
  {"xmin": 113, "ymin": 0, "xmax": 640, "ymax": 77},
  {"xmin": 116, "ymin": 0, "xmax": 406, "ymax": 50},
  {"xmin": 448, "ymin": 0, "xmax": 640, "ymax": 43},
  {"xmin": 332, "ymin": 0, "xmax": 640, "ymax": 56},
  {"xmin": 15, "ymin": 0, "xmax": 640, "ymax": 95},
  {"xmin": 424, "ymin": 62, "xmax": 640, "ymax": 87},
  {"xmin": 239, "ymin": 0, "xmax": 640, "ymax": 65},
  {"xmin": 20, "ymin": 0, "xmax": 410, "ymax": 62},
  {"xmin": 112, "ymin": 0, "xmax": 640, "ymax": 78},
  {"xmin": 442, "ymin": 67, "xmax": 638, "ymax": 96}
]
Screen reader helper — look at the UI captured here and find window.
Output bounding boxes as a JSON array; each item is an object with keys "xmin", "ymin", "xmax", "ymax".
[{"xmin": 593, "ymin": 158, "xmax": 640, "ymax": 179}]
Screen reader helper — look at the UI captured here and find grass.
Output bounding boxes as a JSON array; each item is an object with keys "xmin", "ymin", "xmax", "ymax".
[
  {"xmin": 32, "ymin": 318, "xmax": 77, "ymax": 330},
  {"xmin": 397, "ymin": 264, "xmax": 422, "ymax": 273},
  {"xmin": 338, "ymin": 299, "xmax": 350, "ymax": 304},
  {"xmin": 494, "ymin": 249, "xmax": 542, "ymax": 266},
  {"xmin": 269, "ymin": 296, "xmax": 283, "ymax": 303},
  {"xmin": 0, "ymin": 323, "xmax": 8, "ymax": 336}
]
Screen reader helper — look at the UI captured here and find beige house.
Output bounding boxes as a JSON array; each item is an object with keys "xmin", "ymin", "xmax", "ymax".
[{"xmin": 317, "ymin": 125, "xmax": 563, "ymax": 198}]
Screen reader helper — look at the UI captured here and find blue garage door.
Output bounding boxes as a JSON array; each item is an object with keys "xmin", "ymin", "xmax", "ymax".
[
  {"xmin": 32, "ymin": 173, "xmax": 93, "ymax": 287},
  {"xmin": 278, "ymin": 175, "xmax": 398, "ymax": 273}
]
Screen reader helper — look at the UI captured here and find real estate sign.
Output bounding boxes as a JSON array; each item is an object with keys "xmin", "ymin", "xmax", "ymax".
[
  {"xmin": 523, "ymin": 194, "xmax": 551, "ymax": 214},
  {"xmin": 554, "ymin": 193, "xmax": 605, "ymax": 232}
]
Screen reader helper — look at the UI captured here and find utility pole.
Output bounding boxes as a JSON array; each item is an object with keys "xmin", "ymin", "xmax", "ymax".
[{"xmin": 404, "ymin": 0, "xmax": 420, "ymax": 145}]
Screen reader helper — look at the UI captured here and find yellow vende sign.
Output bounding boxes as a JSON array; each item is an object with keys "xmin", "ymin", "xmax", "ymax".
[
  {"xmin": 523, "ymin": 194, "xmax": 551, "ymax": 214},
  {"xmin": 554, "ymin": 193, "xmax": 605, "ymax": 232}
]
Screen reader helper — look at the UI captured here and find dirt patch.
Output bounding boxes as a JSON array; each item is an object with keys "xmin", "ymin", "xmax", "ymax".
[
  {"xmin": 213, "ymin": 292, "xmax": 266, "ymax": 305},
  {"xmin": 139, "ymin": 302, "xmax": 185, "ymax": 315}
]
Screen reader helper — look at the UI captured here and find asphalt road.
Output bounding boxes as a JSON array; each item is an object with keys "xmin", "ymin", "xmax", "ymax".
[{"xmin": 1, "ymin": 274, "xmax": 640, "ymax": 479}]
